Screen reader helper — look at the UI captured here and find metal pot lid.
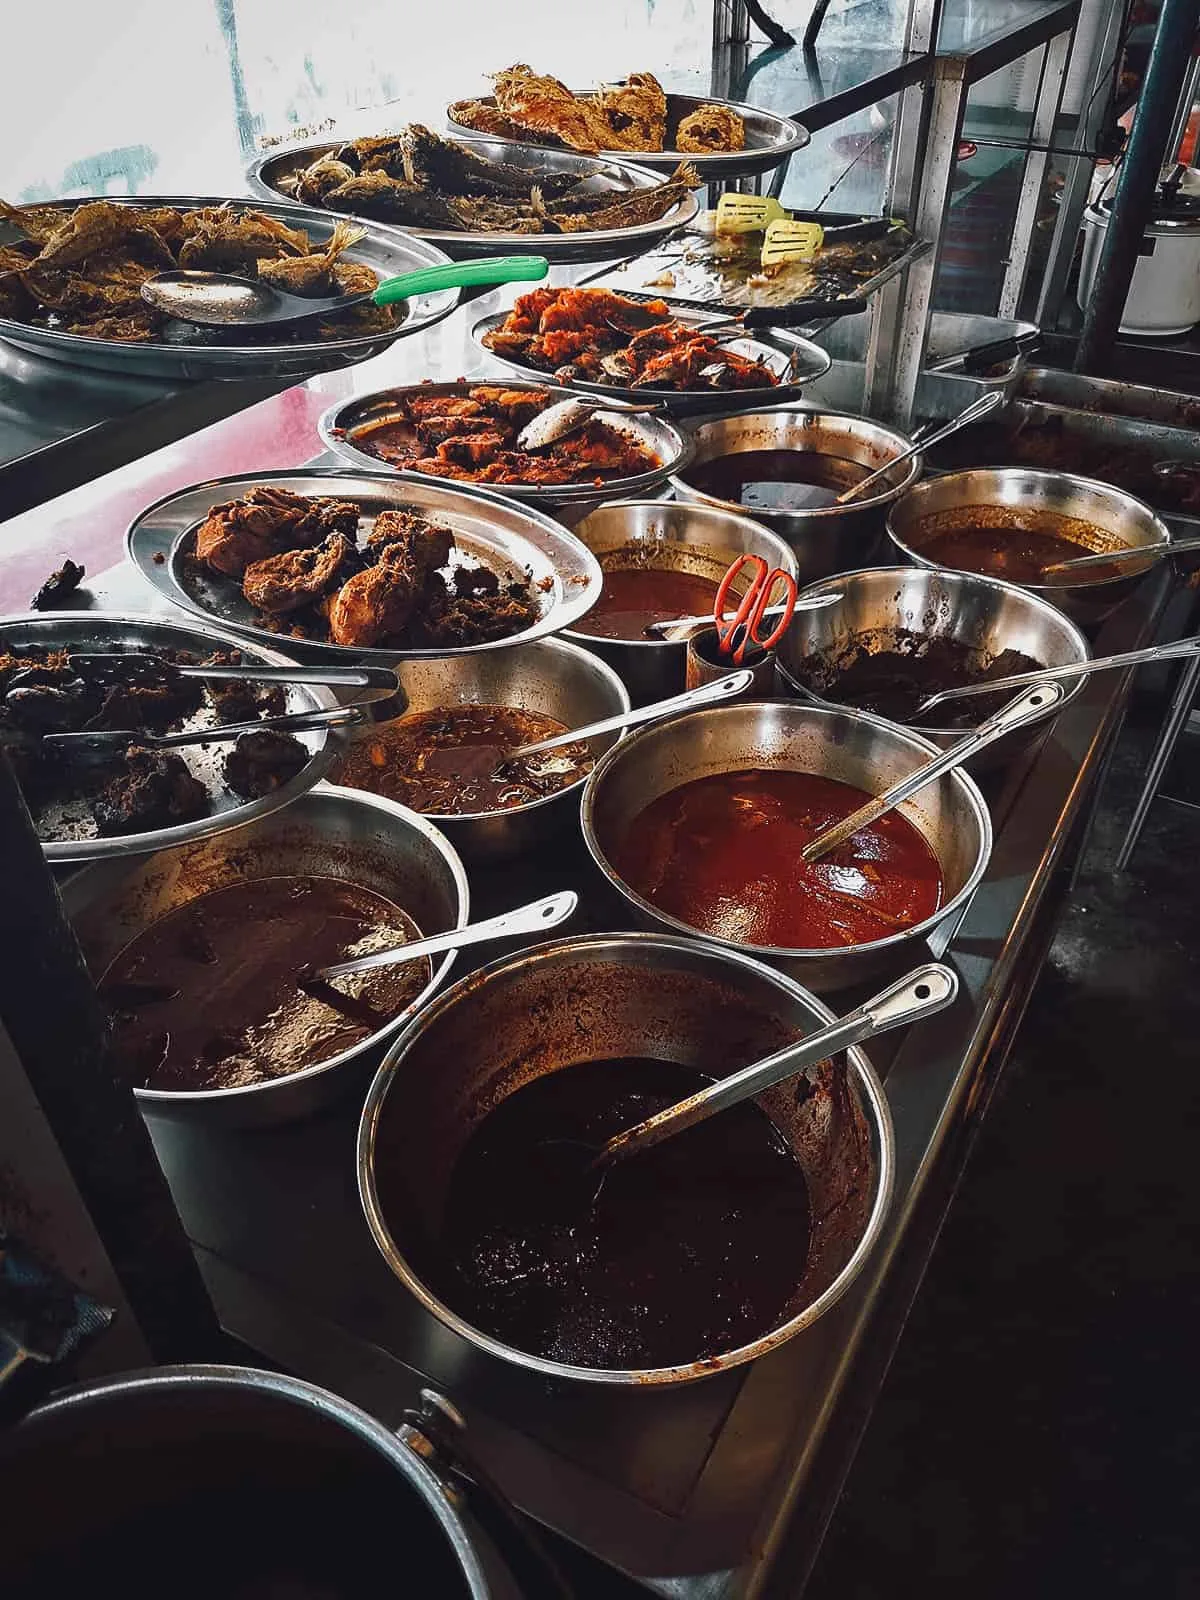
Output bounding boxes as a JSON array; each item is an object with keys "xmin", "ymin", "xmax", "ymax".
[
  {"xmin": 0, "ymin": 611, "xmax": 343, "ymax": 862},
  {"xmin": 125, "ymin": 468, "xmax": 603, "ymax": 659},
  {"xmin": 1096, "ymin": 192, "xmax": 1200, "ymax": 229}
]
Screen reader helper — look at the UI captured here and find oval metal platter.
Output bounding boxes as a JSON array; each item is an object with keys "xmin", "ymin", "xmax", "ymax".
[
  {"xmin": 246, "ymin": 136, "xmax": 699, "ymax": 263},
  {"xmin": 446, "ymin": 90, "xmax": 810, "ymax": 182},
  {"xmin": 126, "ymin": 469, "xmax": 603, "ymax": 659},
  {"xmin": 0, "ymin": 611, "xmax": 343, "ymax": 862},
  {"xmin": 471, "ymin": 306, "xmax": 832, "ymax": 415},
  {"xmin": 0, "ymin": 195, "xmax": 460, "ymax": 380},
  {"xmin": 318, "ymin": 378, "xmax": 693, "ymax": 505}
]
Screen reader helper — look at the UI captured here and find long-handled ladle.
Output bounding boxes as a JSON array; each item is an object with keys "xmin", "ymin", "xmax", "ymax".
[
  {"xmin": 302, "ymin": 890, "xmax": 578, "ymax": 985},
  {"xmin": 644, "ymin": 588, "xmax": 839, "ymax": 640},
  {"xmin": 592, "ymin": 963, "xmax": 957, "ymax": 1168},
  {"xmin": 801, "ymin": 681, "xmax": 1065, "ymax": 864},
  {"xmin": 832, "ymin": 390, "xmax": 1005, "ymax": 507},
  {"xmin": 503, "ymin": 669, "xmax": 753, "ymax": 763},
  {"xmin": 1038, "ymin": 535, "xmax": 1200, "ymax": 577},
  {"xmin": 912, "ymin": 636, "xmax": 1200, "ymax": 720}
]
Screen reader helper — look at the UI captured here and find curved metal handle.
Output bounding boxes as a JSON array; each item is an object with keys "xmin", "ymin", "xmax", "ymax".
[
  {"xmin": 312, "ymin": 891, "xmax": 578, "ymax": 981},
  {"xmin": 916, "ymin": 634, "xmax": 1200, "ymax": 714},
  {"xmin": 372, "ymin": 254, "xmax": 549, "ymax": 305},
  {"xmin": 802, "ymin": 681, "xmax": 1065, "ymax": 862},
  {"xmin": 507, "ymin": 670, "xmax": 753, "ymax": 760},
  {"xmin": 598, "ymin": 962, "xmax": 959, "ymax": 1164},
  {"xmin": 1042, "ymin": 533, "xmax": 1200, "ymax": 575},
  {"xmin": 836, "ymin": 389, "xmax": 1005, "ymax": 506}
]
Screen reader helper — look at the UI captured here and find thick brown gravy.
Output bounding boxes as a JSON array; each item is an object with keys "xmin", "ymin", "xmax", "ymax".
[
  {"xmin": 685, "ymin": 449, "xmax": 872, "ymax": 512},
  {"xmin": 332, "ymin": 704, "xmax": 594, "ymax": 814},
  {"xmin": 102, "ymin": 875, "xmax": 429, "ymax": 1092},
  {"xmin": 613, "ymin": 768, "xmax": 944, "ymax": 948},
  {"xmin": 918, "ymin": 518, "xmax": 1120, "ymax": 584},
  {"xmin": 435, "ymin": 1056, "xmax": 811, "ymax": 1370},
  {"xmin": 577, "ymin": 565, "xmax": 721, "ymax": 640}
]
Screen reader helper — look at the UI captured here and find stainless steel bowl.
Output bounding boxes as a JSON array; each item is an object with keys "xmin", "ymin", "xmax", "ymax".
[
  {"xmin": 886, "ymin": 467, "xmax": 1172, "ymax": 628},
  {"xmin": 446, "ymin": 90, "xmax": 809, "ymax": 182},
  {"xmin": 4, "ymin": 1367, "xmax": 495, "ymax": 1597},
  {"xmin": 775, "ymin": 565, "xmax": 1090, "ymax": 768},
  {"xmin": 670, "ymin": 409, "xmax": 922, "ymax": 583},
  {"xmin": 247, "ymin": 136, "xmax": 698, "ymax": 263},
  {"xmin": 327, "ymin": 637, "xmax": 629, "ymax": 863},
  {"xmin": 562, "ymin": 499, "xmax": 798, "ymax": 705},
  {"xmin": 319, "ymin": 379, "xmax": 691, "ymax": 507},
  {"xmin": 359, "ymin": 932, "xmax": 894, "ymax": 1386},
  {"xmin": 62, "ymin": 785, "xmax": 469, "ymax": 1125},
  {"xmin": 581, "ymin": 700, "xmax": 991, "ymax": 991}
]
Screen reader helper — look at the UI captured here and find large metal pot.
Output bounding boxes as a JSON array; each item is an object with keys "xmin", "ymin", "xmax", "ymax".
[
  {"xmin": 886, "ymin": 467, "xmax": 1171, "ymax": 628},
  {"xmin": 581, "ymin": 700, "xmax": 991, "ymax": 991},
  {"xmin": 2, "ymin": 1365, "xmax": 513, "ymax": 1598},
  {"xmin": 669, "ymin": 409, "xmax": 921, "ymax": 583},
  {"xmin": 328, "ymin": 637, "xmax": 629, "ymax": 863},
  {"xmin": 775, "ymin": 565, "xmax": 1090, "ymax": 768},
  {"xmin": 562, "ymin": 499, "xmax": 798, "ymax": 705},
  {"xmin": 359, "ymin": 933, "xmax": 895, "ymax": 1385},
  {"xmin": 63, "ymin": 786, "xmax": 468, "ymax": 1126}
]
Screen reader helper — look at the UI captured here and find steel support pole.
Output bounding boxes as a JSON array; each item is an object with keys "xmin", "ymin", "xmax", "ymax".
[
  {"xmin": 1074, "ymin": 0, "xmax": 1200, "ymax": 373},
  {"xmin": 888, "ymin": 56, "xmax": 971, "ymax": 423},
  {"xmin": 998, "ymin": 31, "xmax": 1073, "ymax": 315},
  {"xmin": 1035, "ymin": 0, "xmax": 1130, "ymax": 323}
]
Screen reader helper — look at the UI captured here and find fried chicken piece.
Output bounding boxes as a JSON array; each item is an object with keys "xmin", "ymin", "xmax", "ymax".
[
  {"xmin": 242, "ymin": 533, "xmax": 358, "ymax": 615},
  {"xmin": 327, "ymin": 541, "xmax": 422, "ymax": 648},
  {"xmin": 365, "ymin": 512, "xmax": 455, "ymax": 576},
  {"xmin": 176, "ymin": 208, "xmax": 311, "ymax": 274},
  {"xmin": 676, "ymin": 104, "xmax": 746, "ymax": 153},
  {"xmin": 194, "ymin": 486, "xmax": 360, "ymax": 578},
  {"xmin": 490, "ymin": 65, "xmax": 615, "ymax": 154},
  {"xmin": 31, "ymin": 201, "xmax": 176, "ymax": 271},
  {"xmin": 222, "ymin": 730, "xmax": 309, "ymax": 799},
  {"xmin": 255, "ymin": 220, "xmax": 366, "ymax": 297},
  {"xmin": 597, "ymin": 73, "xmax": 667, "ymax": 151},
  {"xmin": 91, "ymin": 750, "xmax": 210, "ymax": 836}
]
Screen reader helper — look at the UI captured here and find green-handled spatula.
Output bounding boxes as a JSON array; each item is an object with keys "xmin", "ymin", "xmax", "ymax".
[{"xmin": 142, "ymin": 254, "xmax": 549, "ymax": 330}]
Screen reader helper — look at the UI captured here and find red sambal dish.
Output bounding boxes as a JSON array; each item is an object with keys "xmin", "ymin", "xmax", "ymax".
[
  {"xmin": 343, "ymin": 383, "xmax": 661, "ymax": 487},
  {"xmin": 612, "ymin": 768, "xmax": 944, "ymax": 948}
]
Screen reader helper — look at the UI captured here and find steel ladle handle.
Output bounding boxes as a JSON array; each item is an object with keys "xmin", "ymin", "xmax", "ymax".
[
  {"xmin": 507, "ymin": 669, "xmax": 754, "ymax": 760},
  {"xmin": 836, "ymin": 389, "xmax": 1005, "ymax": 506},
  {"xmin": 313, "ymin": 890, "xmax": 578, "ymax": 981},
  {"xmin": 597, "ymin": 963, "xmax": 958, "ymax": 1165},
  {"xmin": 802, "ymin": 680, "xmax": 1065, "ymax": 863}
]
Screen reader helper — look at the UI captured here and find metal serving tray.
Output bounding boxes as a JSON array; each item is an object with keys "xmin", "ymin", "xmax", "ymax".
[
  {"xmin": 0, "ymin": 196, "xmax": 460, "ymax": 381},
  {"xmin": 445, "ymin": 90, "xmax": 809, "ymax": 183},
  {"xmin": 125, "ymin": 468, "xmax": 602, "ymax": 660},
  {"xmin": 247, "ymin": 137, "xmax": 699, "ymax": 264}
]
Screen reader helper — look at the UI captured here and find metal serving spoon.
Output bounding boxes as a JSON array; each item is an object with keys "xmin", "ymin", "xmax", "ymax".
[
  {"xmin": 67, "ymin": 652, "xmax": 400, "ymax": 697},
  {"xmin": 801, "ymin": 682, "xmax": 1064, "ymax": 863},
  {"xmin": 303, "ymin": 891, "xmax": 578, "ymax": 985},
  {"xmin": 575, "ymin": 964, "xmax": 957, "ymax": 1173},
  {"xmin": 516, "ymin": 395, "xmax": 667, "ymax": 451},
  {"xmin": 504, "ymin": 669, "xmax": 753, "ymax": 763},
  {"xmin": 833, "ymin": 390, "xmax": 1005, "ymax": 507},
  {"xmin": 644, "ymin": 588, "xmax": 839, "ymax": 639},
  {"xmin": 143, "ymin": 254, "xmax": 549, "ymax": 330},
  {"xmin": 1039, "ymin": 535, "xmax": 1200, "ymax": 576},
  {"xmin": 912, "ymin": 635, "xmax": 1200, "ymax": 718},
  {"xmin": 5, "ymin": 704, "xmax": 366, "ymax": 764}
]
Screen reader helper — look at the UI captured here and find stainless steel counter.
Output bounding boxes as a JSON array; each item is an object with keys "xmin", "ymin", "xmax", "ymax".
[{"xmin": 77, "ymin": 547, "xmax": 1171, "ymax": 1596}]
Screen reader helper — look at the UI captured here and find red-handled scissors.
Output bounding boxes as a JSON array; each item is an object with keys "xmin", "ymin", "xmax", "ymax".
[{"xmin": 714, "ymin": 554, "xmax": 798, "ymax": 666}]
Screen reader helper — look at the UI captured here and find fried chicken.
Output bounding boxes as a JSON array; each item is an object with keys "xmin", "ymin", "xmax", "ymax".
[
  {"xmin": 327, "ymin": 541, "xmax": 422, "ymax": 648},
  {"xmin": 242, "ymin": 533, "xmax": 359, "ymax": 615},
  {"xmin": 195, "ymin": 487, "xmax": 360, "ymax": 578},
  {"xmin": 365, "ymin": 511, "xmax": 454, "ymax": 574}
]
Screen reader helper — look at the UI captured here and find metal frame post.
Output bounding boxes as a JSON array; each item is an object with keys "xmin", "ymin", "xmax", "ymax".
[
  {"xmin": 888, "ymin": 55, "xmax": 971, "ymax": 423},
  {"xmin": 997, "ymin": 31, "xmax": 1073, "ymax": 315},
  {"xmin": 1035, "ymin": 0, "xmax": 1131, "ymax": 324}
]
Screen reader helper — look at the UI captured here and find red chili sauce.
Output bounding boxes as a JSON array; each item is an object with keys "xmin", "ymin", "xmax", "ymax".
[{"xmin": 612, "ymin": 768, "xmax": 944, "ymax": 948}]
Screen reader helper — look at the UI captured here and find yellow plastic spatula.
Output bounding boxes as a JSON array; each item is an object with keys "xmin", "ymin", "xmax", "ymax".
[
  {"xmin": 714, "ymin": 193, "xmax": 789, "ymax": 235},
  {"xmin": 760, "ymin": 218, "xmax": 825, "ymax": 267}
]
